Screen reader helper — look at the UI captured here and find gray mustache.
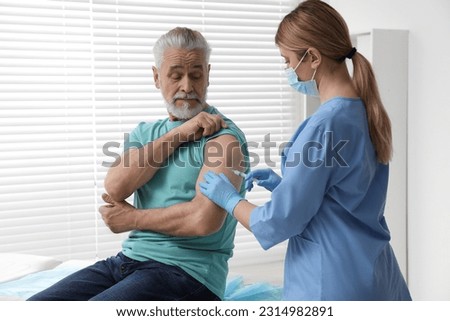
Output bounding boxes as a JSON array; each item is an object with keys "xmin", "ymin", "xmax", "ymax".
[{"xmin": 172, "ymin": 93, "xmax": 201, "ymax": 102}]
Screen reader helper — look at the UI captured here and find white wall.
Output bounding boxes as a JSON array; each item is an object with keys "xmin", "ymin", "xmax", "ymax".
[{"xmin": 329, "ymin": 0, "xmax": 450, "ymax": 300}]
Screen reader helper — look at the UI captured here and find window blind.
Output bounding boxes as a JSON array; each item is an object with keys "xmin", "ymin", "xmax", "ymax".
[{"xmin": 0, "ymin": 0, "xmax": 298, "ymax": 266}]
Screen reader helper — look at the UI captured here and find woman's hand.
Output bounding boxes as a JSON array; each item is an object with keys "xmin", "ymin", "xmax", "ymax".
[
  {"xmin": 199, "ymin": 171, "xmax": 243, "ymax": 215},
  {"xmin": 245, "ymin": 168, "xmax": 282, "ymax": 192}
]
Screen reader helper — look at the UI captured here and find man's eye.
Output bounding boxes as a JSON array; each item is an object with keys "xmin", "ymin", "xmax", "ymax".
[{"xmin": 190, "ymin": 73, "xmax": 202, "ymax": 80}]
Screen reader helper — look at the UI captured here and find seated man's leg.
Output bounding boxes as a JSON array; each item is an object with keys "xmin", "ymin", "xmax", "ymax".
[
  {"xmin": 90, "ymin": 257, "xmax": 220, "ymax": 301},
  {"xmin": 27, "ymin": 253, "xmax": 123, "ymax": 301}
]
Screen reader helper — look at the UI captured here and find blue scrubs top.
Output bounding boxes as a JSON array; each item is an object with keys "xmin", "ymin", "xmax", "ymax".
[{"xmin": 250, "ymin": 97, "xmax": 411, "ymax": 300}]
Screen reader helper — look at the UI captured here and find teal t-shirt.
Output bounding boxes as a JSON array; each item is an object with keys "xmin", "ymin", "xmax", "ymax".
[{"xmin": 121, "ymin": 106, "xmax": 249, "ymax": 299}]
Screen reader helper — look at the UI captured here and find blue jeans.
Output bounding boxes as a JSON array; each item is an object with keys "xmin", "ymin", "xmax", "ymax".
[{"xmin": 27, "ymin": 252, "xmax": 220, "ymax": 301}]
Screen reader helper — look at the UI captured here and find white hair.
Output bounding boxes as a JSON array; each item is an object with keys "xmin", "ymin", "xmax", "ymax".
[{"xmin": 153, "ymin": 27, "xmax": 211, "ymax": 68}]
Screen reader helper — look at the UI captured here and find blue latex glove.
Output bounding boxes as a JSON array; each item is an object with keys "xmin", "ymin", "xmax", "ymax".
[
  {"xmin": 199, "ymin": 171, "xmax": 243, "ymax": 215},
  {"xmin": 245, "ymin": 168, "xmax": 282, "ymax": 192}
]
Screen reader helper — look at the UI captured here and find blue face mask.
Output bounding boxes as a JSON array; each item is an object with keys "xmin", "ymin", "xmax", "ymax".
[{"xmin": 284, "ymin": 51, "xmax": 319, "ymax": 97}]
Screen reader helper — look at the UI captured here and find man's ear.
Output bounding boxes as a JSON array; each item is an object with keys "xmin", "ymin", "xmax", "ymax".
[
  {"xmin": 207, "ymin": 64, "xmax": 211, "ymax": 87},
  {"xmin": 152, "ymin": 66, "xmax": 160, "ymax": 89},
  {"xmin": 308, "ymin": 48, "xmax": 321, "ymax": 70}
]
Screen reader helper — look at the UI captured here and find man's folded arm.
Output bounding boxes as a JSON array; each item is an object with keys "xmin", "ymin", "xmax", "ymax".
[
  {"xmin": 104, "ymin": 112, "xmax": 227, "ymax": 202},
  {"xmin": 104, "ymin": 129, "xmax": 184, "ymax": 202}
]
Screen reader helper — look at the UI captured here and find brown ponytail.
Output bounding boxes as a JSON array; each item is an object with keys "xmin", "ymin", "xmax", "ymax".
[
  {"xmin": 351, "ymin": 52, "xmax": 392, "ymax": 163},
  {"xmin": 275, "ymin": 0, "xmax": 392, "ymax": 163}
]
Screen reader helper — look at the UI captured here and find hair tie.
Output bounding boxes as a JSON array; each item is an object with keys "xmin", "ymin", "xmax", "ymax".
[
  {"xmin": 346, "ymin": 47, "xmax": 357, "ymax": 59},
  {"xmin": 338, "ymin": 47, "xmax": 357, "ymax": 62}
]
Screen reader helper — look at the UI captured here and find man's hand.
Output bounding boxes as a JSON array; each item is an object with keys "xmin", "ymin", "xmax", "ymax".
[
  {"xmin": 176, "ymin": 111, "xmax": 227, "ymax": 141},
  {"xmin": 99, "ymin": 193, "xmax": 141, "ymax": 233}
]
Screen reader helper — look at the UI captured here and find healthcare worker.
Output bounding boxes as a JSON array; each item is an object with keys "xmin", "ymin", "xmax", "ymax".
[{"xmin": 200, "ymin": 0, "xmax": 412, "ymax": 300}]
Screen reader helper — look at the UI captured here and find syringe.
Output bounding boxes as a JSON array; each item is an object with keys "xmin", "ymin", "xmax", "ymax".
[{"xmin": 231, "ymin": 169, "xmax": 259, "ymax": 184}]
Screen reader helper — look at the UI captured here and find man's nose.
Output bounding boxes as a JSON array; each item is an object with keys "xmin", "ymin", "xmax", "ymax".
[{"xmin": 180, "ymin": 75, "xmax": 193, "ymax": 93}]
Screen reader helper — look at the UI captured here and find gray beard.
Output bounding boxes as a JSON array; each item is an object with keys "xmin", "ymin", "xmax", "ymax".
[
  {"xmin": 165, "ymin": 101, "xmax": 204, "ymax": 120},
  {"xmin": 165, "ymin": 94, "xmax": 206, "ymax": 120}
]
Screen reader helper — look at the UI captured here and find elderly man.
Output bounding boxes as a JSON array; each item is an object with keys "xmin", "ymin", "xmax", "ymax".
[{"xmin": 28, "ymin": 27, "xmax": 248, "ymax": 301}]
